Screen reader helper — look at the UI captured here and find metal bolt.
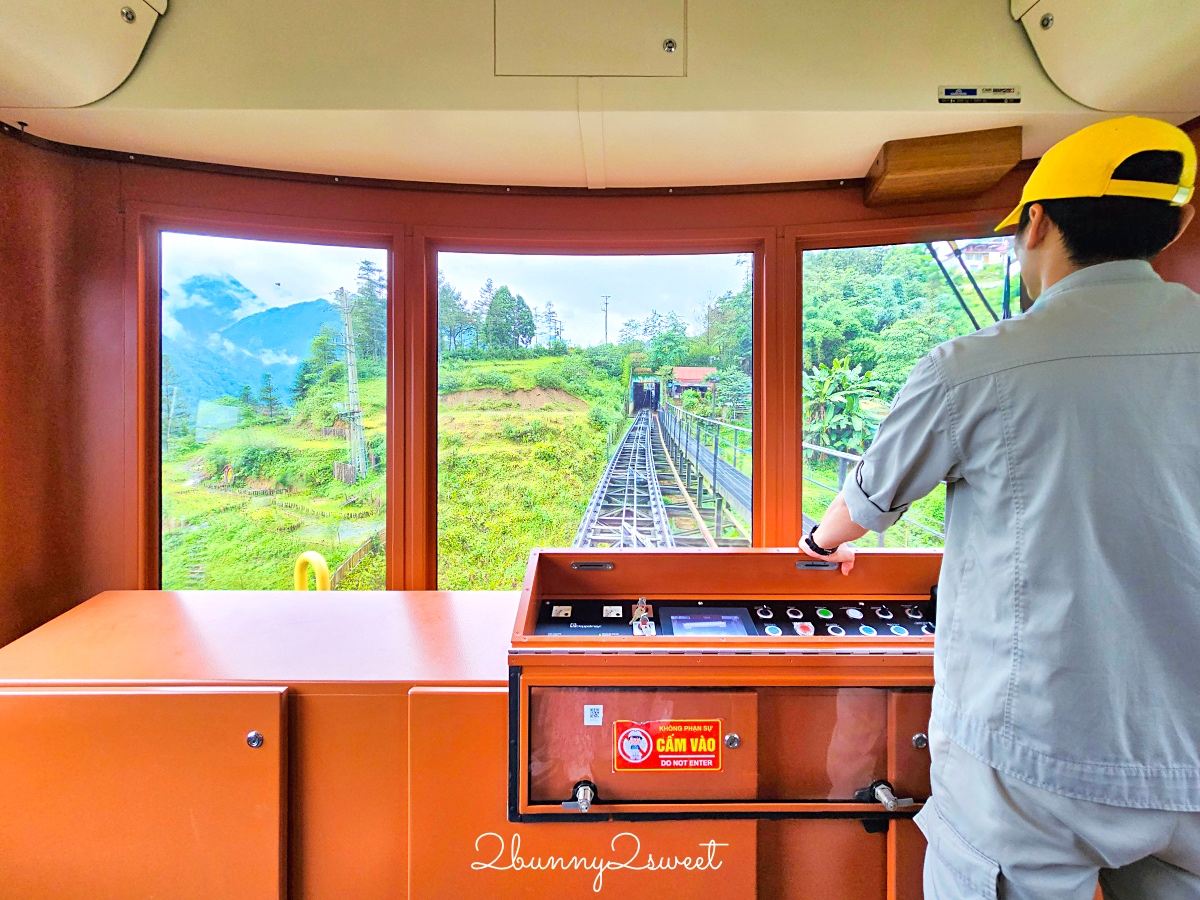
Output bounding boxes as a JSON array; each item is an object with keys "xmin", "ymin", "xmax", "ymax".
[
  {"xmin": 912, "ymin": 732, "xmax": 929, "ymax": 750},
  {"xmin": 663, "ymin": 38, "xmax": 677, "ymax": 52},
  {"xmin": 1040, "ymin": 13, "xmax": 1054, "ymax": 29},
  {"xmin": 121, "ymin": 6, "xmax": 137, "ymax": 23},
  {"xmin": 246, "ymin": 730, "xmax": 264, "ymax": 748},
  {"xmin": 724, "ymin": 733, "xmax": 741, "ymax": 749}
]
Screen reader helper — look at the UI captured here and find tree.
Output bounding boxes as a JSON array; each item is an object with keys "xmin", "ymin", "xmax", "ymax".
[
  {"xmin": 292, "ymin": 325, "xmax": 340, "ymax": 402},
  {"xmin": 717, "ymin": 367, "xmax": 752, "ymax": 420},
  {"xmin": 485, "ymin": 285, "xmax": 521, "ymax": 350},
  {"xmin": 647, "ymin": 311, "xmax": 690, "ymax": 369},
  {"xmin": 515, "ymin": 295, "xmax": 536, "ymax": 348},
  {"xmin": 352, "ymin": 259, "xmax": 387, "ymax": 361},
  {"xmin": 802, "ymin": 357, "xmax": 884, "ymax": 456},
  {"xmin": 238, "ymin": 384, "xmax": 253, "ymax": 405},
  {"xmin": 618, "ymin": 318, "xmax": 642, "ymax": 344},
  {"xmin": 542, "ymin": 301, "xmax": 564, "ymax": 345},
  {"xmin": 162, "ymin": 355, "xmax": 185, "ymax": 450},
  {"xmin": 259, "ymin": 374, "xmax": 281, "ymax": 420},
  {"xmin": 438, "ymin": 271, "xmax": 473, "ymax": 351}
]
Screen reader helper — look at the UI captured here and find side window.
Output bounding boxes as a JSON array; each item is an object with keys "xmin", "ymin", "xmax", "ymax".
[
  {"xmin": 436, "ymin": 252, "xmax": 754, "ymax": 589},
  {"xmin": 160, "ymin": 233, "xmax": 388, "ymax": 588},
  {"xmin": 801, "ymin": 238, "xmax": 1017, "ymax": 546}
]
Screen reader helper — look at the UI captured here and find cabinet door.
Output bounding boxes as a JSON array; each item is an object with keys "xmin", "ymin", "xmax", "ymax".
[
  {"xmin": 0, "ymin": 687, "xmax": 286, "ymax": 900},
  {"xmin": 529, "ymin": 686, "xmax": 757, "ymax": 803}
]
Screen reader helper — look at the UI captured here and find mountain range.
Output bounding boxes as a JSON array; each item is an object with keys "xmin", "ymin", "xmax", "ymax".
[{"xmin": 163, "ymin": 274, "xmax": 339, "ymax": 418}]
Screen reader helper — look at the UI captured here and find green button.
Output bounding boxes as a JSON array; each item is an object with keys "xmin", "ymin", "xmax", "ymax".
[{"xmin": 817, "ymin": 608, "xmax": 833, "ymax": 619}]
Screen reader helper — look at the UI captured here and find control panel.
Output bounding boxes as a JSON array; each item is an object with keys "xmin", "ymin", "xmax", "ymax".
[{"xmin": 533, "ymin": 595, "xmax": 936, "ymax": 638}]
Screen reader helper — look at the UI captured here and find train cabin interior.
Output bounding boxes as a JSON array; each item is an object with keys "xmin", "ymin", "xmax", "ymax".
[{"xmin": 1, "ymin": 1, "xmax": 1199, "ymax": 898}]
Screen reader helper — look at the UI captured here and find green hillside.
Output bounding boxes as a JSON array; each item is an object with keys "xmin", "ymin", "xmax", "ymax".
[
  {"xmin": 437, "ymin": 354, "xmax": 626, "ymax": 589},
  {"xmin": 161, "ymin": 372, "xmax": 387, "ymax": 590}
]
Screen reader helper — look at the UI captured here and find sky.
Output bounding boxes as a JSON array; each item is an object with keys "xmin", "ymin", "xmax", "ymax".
[
  {"xmin": 160, "ymin": 232, "xmax": 387, "ymax": 338},
  {"xmin": 160, "ymin": 234, "xmax": 750, "ymax": 349},
  {"xmin": 437, "ymin": 252, "xmax": 751, "ymax": 346}
]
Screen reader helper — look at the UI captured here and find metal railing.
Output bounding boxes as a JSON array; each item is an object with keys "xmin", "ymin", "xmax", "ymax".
[
  {"xmin": 662, "ymin": 402, "xmax": 752, "ymax": 477},
  {"xmin": 801, "ymin": 442, "xmax": 945, "ymax": 545}
]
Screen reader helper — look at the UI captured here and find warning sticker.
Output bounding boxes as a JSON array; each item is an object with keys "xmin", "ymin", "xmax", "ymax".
[
  {"xmin": 613, "ymin": 719, "xmax": 723, "ymax": 772},
  {"xmin": 938, "ymin": 84, "xmax": 1021, "ymax": 104}
]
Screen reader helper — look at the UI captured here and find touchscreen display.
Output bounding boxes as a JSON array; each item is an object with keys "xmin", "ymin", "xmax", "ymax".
[{"xmin": 660, "ymin": 607, "xmax": 753, "ymax": 637}]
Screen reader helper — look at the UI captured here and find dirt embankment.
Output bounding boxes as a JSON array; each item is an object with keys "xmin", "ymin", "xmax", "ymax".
[{"xmin": 440, "ymin": 387, "xmax": 588, "ymax": 410}]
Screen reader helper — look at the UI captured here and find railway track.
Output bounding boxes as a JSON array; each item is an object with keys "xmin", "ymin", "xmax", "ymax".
[
  {"xmin": 573, "ymin": 409, "xmax": 674, "ymax": 548},
  {"xmin": 574, "ymin": 407, "xmax": 752, "ymax": 548}
]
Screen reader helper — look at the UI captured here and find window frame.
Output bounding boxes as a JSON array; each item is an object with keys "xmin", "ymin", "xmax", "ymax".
[
  {"xmin": 415, "ymin": 226, "xmax": 773, "ymax": 589},
  {"xmin": 133, "ymin": 205, "xmax": 398, "ymax": 589}
]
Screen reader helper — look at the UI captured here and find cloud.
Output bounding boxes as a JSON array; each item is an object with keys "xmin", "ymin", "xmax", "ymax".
[
  {"xmin": 257, "ymin": 349, "xmax": 301, "ymax": 366},
  {"xmin": 160, "ymin": 232, "xmax": 386, "ymax": 320}
]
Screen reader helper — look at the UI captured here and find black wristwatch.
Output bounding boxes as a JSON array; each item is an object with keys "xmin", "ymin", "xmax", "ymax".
[{"xmin": 804, "ymin": 524, "xmax": 837, "ymax": 557}]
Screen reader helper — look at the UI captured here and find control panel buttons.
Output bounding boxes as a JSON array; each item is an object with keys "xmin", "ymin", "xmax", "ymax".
[
  {"xmin": 755, "ymin": 606, "xmax": 774, "ymax": 619},
  {"xmin": 794, "ymin": 622, "xmax": 815, "ymax": 636},
  {"xmin": 827, "ymin": 624, "xmax": 846, "ymax": 636},
  {"xmin": 551, "ymin": 605, "xmax": 572, "ymax": 618},
  {"xmin": 904, "ymin": 606, "xmax": 923, "ymax": 619},
  {"xmin": 816, "ymin": 607, "xmax": 834, "ymax": 619},
  {"xmin": 764, "ymin": 624, "xmax": 783, "ymax": 636},
  {"xmin": 602, "ymin": 605, "xmax": 623, "ymax": 618},
  {"xmin": 845, "ymin": 608, "xmax": 864, "ymax": 620},
  {"xmin": 890, "ymin": 624, "xmax": 909, "ymax": 636},
  {"xmin": 786, "ymin": 607, "xmax": 804, "ymax": 620},
  {"xmin": 858, "ymin": 624, "xmax": 877, "ymax": 636},
  {"xmin": 921, "ymin": 623, "xmax": 936, "ymax": 635},
  {"xmin": 873, "ymin": 606, "xmax": 893, "ymax": 620}
]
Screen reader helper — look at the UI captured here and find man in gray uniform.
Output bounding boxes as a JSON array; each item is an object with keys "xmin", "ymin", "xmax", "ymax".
[{"xmin": 799, "ymin": 116, "xmax": 1200, "ymax": 898}]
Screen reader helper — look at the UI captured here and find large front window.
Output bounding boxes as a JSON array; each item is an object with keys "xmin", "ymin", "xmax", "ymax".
[
  {"xmin": 160, "ymin": 233, "xmax": 388, "ymax": 589},
  {"xmin": 436, "ymin": 252, "xmax": 754, "ymax": 589},
  {"xmin": 801, "ymin": 238, "xmax": 1018, "ymax": 547}
]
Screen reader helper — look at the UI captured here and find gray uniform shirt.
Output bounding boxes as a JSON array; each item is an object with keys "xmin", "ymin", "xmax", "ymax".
[{"xmin": 843, "ymin": 259, "xmax": 1200, "ymax": 810}]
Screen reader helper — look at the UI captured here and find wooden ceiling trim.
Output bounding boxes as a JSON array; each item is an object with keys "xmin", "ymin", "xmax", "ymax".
[{"xmin": 864, "ymin": 126, "xmax": 1023, "ymax": 207}]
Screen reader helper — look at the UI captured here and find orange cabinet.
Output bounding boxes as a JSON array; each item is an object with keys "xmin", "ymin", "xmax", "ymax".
[{"xmin": 0, "ymin": 686, "xmax": 287, "ymax": 900}]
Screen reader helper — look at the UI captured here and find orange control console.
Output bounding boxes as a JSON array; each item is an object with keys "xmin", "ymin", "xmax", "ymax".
[{"xmin": 508, "ymin": 548, "xmax": 940, "ymax": 836}]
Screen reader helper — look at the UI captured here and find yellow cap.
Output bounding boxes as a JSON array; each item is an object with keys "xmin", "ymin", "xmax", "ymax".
[{"xmin": 996, "ymin": 116, "xmax": 1196, "ymax": 231}]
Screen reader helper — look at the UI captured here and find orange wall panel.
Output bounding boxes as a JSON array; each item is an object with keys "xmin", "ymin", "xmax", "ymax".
[
  {"xmin": 758, "ymin": 819, "xmax": 887, "ymax": 900},
  {"xmin": 0, "ymin": 686, "xmax": 287, "ymax": 899},
  {"xmin": 288, "ymin": 691, "xmax": 408, "ymax": 899},
  {"xmin": 888, "ymin": 820, "xmax": 926, "ymax": 900}
]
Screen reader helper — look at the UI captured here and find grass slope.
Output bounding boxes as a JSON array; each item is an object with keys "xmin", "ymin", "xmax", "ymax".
[
  {"xmin": 437, "ymin": 355, "xmax": 624, "ymax": 590},
  {"xmin": 162, "ymin": 376, "xmax": 387, "ymax": 590}
]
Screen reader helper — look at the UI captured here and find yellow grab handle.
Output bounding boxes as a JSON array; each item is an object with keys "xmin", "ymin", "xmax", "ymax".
[{"xmin": 294, "ymin": 551, "xmax": 331, "ymax": 591}]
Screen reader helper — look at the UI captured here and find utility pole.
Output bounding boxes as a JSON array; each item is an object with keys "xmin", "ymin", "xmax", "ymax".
[
  {"xmin": 601, "ymin": 295, "xmax": 611, "ymax": 344},
  {"xmin": 336, "ymin": 287, "xmax": 369, "ymax": 477}
]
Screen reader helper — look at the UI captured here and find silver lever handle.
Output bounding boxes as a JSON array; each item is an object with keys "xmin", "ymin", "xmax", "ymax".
[
  {"xmin": 873, "ymin": 783, "xmax": 914, "ymax": 811},
  {"xmin": 562, "ymin": 781, "xmax": 596, "ymax": 813}
]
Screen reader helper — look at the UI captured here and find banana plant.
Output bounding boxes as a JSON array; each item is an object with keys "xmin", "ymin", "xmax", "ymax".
[{"xmin": 802, "ymin": 357, "xmax": 884, "ymax": 457}]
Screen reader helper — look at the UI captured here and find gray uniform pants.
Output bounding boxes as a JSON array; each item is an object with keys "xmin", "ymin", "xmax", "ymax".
[{"xmin": 915, "ymin": 727, "xmax": 1200, "ymax": 899}]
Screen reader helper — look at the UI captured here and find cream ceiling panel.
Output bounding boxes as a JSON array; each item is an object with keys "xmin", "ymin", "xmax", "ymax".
[
  {"xmin": 1, "ymin": 107, "xmax": 1138, "ymax": 189},
  {"xmin": 0, "ymin": 0, "xmax": 162, "ymax": 107},
  {"xmin": 598, "ymin": 110, "xmax": 1115, "ymax": 188},
  {"xmin": 1018, "ymin": 0, "xmax": 1200, "ymax": 112},
  {"xmin": 495, "ymin": 0, "xmax": 686, "ymax": 76},
  {"xmin": 3, "ymin": 0, "xmax": 1197, "ymax": 187},
  {"xmin": 0, "ymin": 109, "xmax": 589, "ymax": 186},
  {"xmin": 93, "ymin": 0, "xmax": 1067, "ymax": 112}
]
